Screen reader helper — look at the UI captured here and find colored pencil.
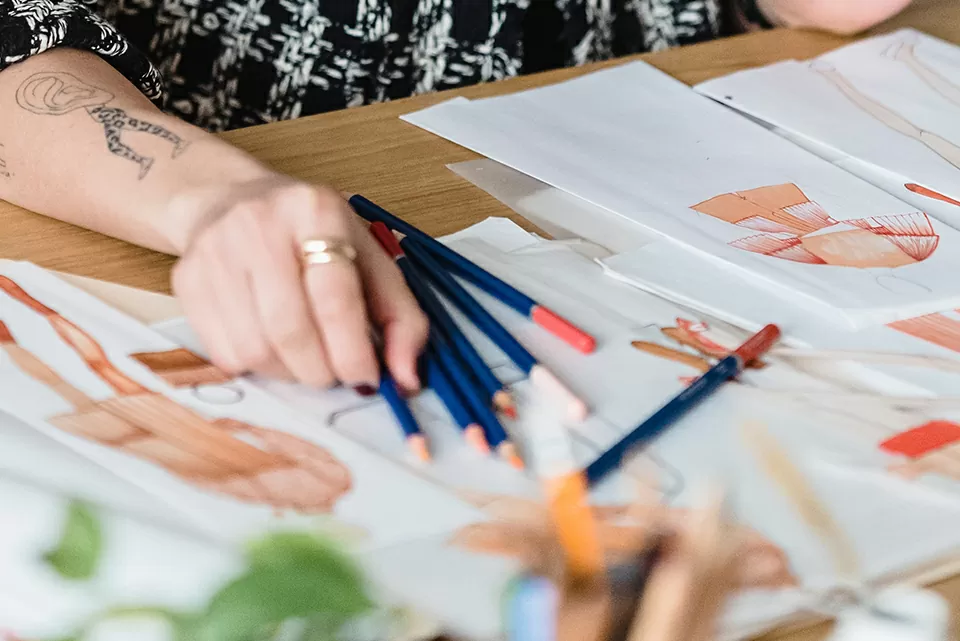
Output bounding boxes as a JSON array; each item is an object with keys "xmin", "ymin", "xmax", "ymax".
[
  {"xmin": 378, "ymin": 369, "xmax": 431, "ymax": 463},
  {"xmin": 504, "ymin": 575, "xmax": 559, "ymax": 641},
  {"xmin": 350, "ymin": 194, "xmax": 596, "ymax": 354},
  {"xmin": 584, "ymin": 325, "xmax": 781, "ymax": 486},
  {"xmin": 428, "ymin": 322, "xmax": 523, "ymax": 469},
  {"xmin": 424, "ymin": 348, "xmax": 490, "ymax": 454},
  {"xmin": 402, "ymin": 236, "xmax": 589, "ymax": 422},
  {"xmin": 370, "ymin": 222, "xmax": 517, "ymax": 418},
  {"xmin": 370, "ymin": 223, "xmax": 523, "ymax": 469}
]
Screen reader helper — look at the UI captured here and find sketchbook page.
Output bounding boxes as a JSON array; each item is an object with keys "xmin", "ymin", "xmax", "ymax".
[
  {"xmin": 0, "ymin": 475, "xmax": 241, "ymax": 641},
  {"xmin": 241, "ymin": 222, "xmax": 960, "ymax": 639},
  {"xmin": 0, "ymin": 410, "xmax": 199, "ymax": 538},
  {"xmin": 401, "ymin": 62, "xmax": 960, "ymax": 328},
  {"xmin": 0, "ymin": 261, "xmax": 487, "ymax": 550},
  {"xmin": 696, "ymin": 30, "xmax": 960, "ymax": 231},
  {"xmin": 603, "ymin": 241, "xmax": 960, "ymax": 399}
]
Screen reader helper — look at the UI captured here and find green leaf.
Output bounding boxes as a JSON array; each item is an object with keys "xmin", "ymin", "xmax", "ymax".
[
  {"xmin": 185, "ymin": 533, "xmax": 373, "ymax": 641},
  {"xmin": 43, "ymin": 501, "xmax": 103, "ymax": 580}
]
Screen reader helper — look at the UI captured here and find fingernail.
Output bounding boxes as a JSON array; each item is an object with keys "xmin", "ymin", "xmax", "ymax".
[{"xmin": 353, "ymin": 384, "xmax": 377, "ymax": 397}]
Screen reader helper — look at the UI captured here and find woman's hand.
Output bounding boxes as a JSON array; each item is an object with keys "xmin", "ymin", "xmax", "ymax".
[{"xmin": 169, "ymin": 174, "xmax": 428, "ymax": 392}]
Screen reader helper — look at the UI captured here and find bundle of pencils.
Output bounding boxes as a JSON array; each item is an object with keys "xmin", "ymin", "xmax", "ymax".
[
  {"xmin": 355, "ymin": 195, "xmax": 594, "ymax": 469},
  {"xmin": 504, "ymin": 488, "xmax": 739, "ymax": 641}
]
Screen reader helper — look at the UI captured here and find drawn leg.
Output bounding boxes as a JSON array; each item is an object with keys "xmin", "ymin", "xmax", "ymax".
[
  {"xmin": 887, "ymin": 37, "xmax": 960, "ymax": 107},
  {"xmin": 86, "ymin": 107, "xmax": 154, "ymax": 178},
  {"xmin": 811, "ymin": 61, "xmax": 960, "ymax": 171}
]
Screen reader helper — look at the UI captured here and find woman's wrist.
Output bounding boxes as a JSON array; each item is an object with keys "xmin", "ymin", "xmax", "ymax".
[{"xmin": 155, "ymin": 138, "xmax": 279, "ymax": 255}]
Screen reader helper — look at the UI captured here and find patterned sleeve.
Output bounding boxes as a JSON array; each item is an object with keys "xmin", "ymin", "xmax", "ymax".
[{"xmin": 0, "ymin": 0, "xmax": 163, "ymax": 100}]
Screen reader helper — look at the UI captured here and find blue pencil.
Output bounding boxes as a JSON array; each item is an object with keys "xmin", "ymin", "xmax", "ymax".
[
  {"xmin": 370, "ymin": 223, "xmax": 524, "ymax": 469},
  {"xmin": 585, "ymin": 325, "xmax": 781, "ymax": 486},
  {"xmin": 424, "ymin": 347, "xmax": 490, "ymax": 454},
  {"xmin": 349, "ymin": 194, "xmax": 596, "ymax": 354},
  {"xmin": 402, "ymin": 236, "xmax": 588, "ymax": 422},
  {"xmin": 378, "ymin": 370, "xmax": 430, "ymax": 463},
  {"xmin": 399, "ymin": 245, "xmax": 519, "ymax": 420}
]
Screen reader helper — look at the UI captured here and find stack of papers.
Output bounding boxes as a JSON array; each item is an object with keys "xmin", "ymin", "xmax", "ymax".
[
  {"xmin": 697, "ymin": 29, "xmax": 960, "ymax": 231},
  {"xmin": 6, "ymin": 218, "xmax": 960, "ymax": 641},
  {"xmin": 402, "ymin": 61, "xmax": 960, "ymax": 330}
]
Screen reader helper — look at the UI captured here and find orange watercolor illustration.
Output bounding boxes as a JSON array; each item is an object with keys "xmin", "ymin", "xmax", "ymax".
[
  {"xmin": 632, "ymin": 318, "xmax": 764, "ymax": 383},
  {"xmin": 887, "ymin": 309, "xmax": 960, "ymax": 354},
  {"xmin": 691, "ymin": 183, "xmax": 939, "ymax": 268},
  {"xmin": 130, "ymin": 347, "xmax": 233, "ymax": 388},
  {"xmin": 449, "ymin": 492, "xmax": 797, "ymax": 590},
  {"xmin": 905, "ymin": 183, "xmax": 960, "ymax": 208},
  {"xmin": 0, "ymin": 276, "xmax": 352, "ymax": 513},
  {"xmin": 882, "ymin": 420, "xmax": 960, "ymax": 481}
]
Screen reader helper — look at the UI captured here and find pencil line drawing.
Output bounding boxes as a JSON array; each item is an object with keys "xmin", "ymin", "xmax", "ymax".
[
  {"xmin": 0, "ymin": 276, "xmax": 353, "ymax": 514},
  {"xmin": 691, "ymin": 183, "xmax": 940, "ymax": 268},
  {"xmin": 885, "ymin": 34, "xmax": 960, "ymax": 108},
  {"xmin": 811, "ymin": 60, "xmax": 960, "ymax": 171},
  {"xmin": 887, "ymin": 309, "xmax": 960, "ymax": 354}
]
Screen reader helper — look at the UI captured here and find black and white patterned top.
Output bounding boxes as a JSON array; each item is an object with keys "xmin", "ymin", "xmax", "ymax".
[{"xmin": 0, "ymin": 0, "xmax": 731, "ymax": 132}]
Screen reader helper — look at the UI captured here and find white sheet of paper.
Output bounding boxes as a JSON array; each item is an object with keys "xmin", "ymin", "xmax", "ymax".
[
  {"xmin": 696, "ymin": 29, "xmax": 960, "ymax": 231},
  {"xmin": 0, "ymin": 261, "xmax": 486, "ymax": 550},
  {"xmin": 401, "ymin": 61, "xmax": 960, "ymax": 328}
]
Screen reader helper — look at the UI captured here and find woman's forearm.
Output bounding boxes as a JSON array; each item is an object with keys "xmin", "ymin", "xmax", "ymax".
[
  {"xmin": 758, "ymin": 0, "xmax": 913, "ymax": 35},
  {"xmin": 0, "ymin": 48, "xmax": 272, "ymax": 255}
]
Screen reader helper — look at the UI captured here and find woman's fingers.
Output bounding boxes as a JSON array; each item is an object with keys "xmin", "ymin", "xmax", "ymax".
[
  {"xmin": 287, "ymin": 188, "xmax": 380, "ymax": 387},
  {"xmin": 242, "ymin": 203, "xmax": 336, "ymax": 388},
  {"xmin": 176, "ymin": 180, "xmax": 424, "ymax": 390},
  {"xmin": 353, "ymin": 219, "xmax": 429, "ymax": 392}
]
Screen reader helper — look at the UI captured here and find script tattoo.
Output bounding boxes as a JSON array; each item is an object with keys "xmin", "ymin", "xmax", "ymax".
[
  {"xmin": 0, "ymin": 144, "xmax": 9, "ymax": 178},
  {"xmin": 16, "ymin": 72, "xmax": 189, "ymax": 179}
]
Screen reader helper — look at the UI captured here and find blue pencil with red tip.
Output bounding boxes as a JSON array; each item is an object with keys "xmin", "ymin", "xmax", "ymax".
[{"xmin": 350, "ymin": 194, "xmax": 597, "ymax": 354}]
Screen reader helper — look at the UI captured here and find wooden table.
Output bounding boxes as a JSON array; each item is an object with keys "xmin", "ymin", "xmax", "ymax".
[{"xmin": 4, "ymin": 0, "xmax": 960, "ymax": 639}]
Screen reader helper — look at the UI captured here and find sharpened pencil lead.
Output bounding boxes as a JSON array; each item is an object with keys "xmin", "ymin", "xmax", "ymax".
[
  {"xmin": 494, "ymin": 389, "xmax": 518, "ymax": 419},
  {"xmin": 464, "ymin": 424, "xmax": 492, "ymax": 454},
  {"xmin": 407, "ymin": 434, "xmax": 432, "ymax": 463},
  {"xmin": 498, "ymin": 441, "xmax": 525, "ymax": 470}
]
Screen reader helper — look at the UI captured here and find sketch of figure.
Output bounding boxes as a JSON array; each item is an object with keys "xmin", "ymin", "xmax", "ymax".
[
  {"xmin": 885, "ymin": 34, "xmax": 960, "ymax": 108},
  {"xmin": 16, "ymin": 72, "xmax": 188, "ymax": 179},
  {"xmin": 881, "ymin": 420, "xmax": 960, "ymax": 481},
  {"xmin": 691, "ymin": 183, "xmax": 939, "ymax": 268},
  {"xmin": 449, "ymin": 491, "xmax": 798, "ymax": 590},
  {"xmin": 887, "ymin": 309, "xmax": 960, "ymax": 354},
  {"xmin": 0, "ymin": 276, "xmax": 352, "ymax": 513},
  {"xmin": 811, "ymin": 60, "xmax": 960, "ymax": 171},
  {"xmin": 632, "ymin": 318, "xmax": 765, "ymax": 383}
]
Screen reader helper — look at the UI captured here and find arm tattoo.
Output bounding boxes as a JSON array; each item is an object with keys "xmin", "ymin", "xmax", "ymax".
[
  {"xmin": 0, "ymin": 144, "xmax": 9, "ymax": 178},
  {"xmin": 16, "ymin": 72, "xmax": 188, "ymax": 179}
]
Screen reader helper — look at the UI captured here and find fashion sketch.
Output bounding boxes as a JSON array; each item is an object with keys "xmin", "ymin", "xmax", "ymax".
[
  {"xmin": 691, "ymin": 183, "xmax": 939, "ymax": 268},
  {"xmin": 0, "ymin": 276, "xmax": 352, "ymax": 513}
]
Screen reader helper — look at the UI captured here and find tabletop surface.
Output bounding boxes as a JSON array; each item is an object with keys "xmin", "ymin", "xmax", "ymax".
[{"xmin": 3, "ymin": 1, "xmax": 960, "ymax": 639}]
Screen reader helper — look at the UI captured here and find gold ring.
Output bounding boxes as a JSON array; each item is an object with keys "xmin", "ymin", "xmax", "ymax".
[{"xmin": 301, "ymin": 239, "xmax": 358, "ymax": 266}]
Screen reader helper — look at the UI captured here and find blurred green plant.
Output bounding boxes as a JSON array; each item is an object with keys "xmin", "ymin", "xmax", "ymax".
[{"xmin": 43, "ymin": 501, "xmax": 377, "ymax": 641}]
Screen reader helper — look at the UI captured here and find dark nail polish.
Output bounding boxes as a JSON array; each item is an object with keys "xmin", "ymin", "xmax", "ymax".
[{"xmin": 353, "ymin": 384, "xmax": 377, "ymax": 397}]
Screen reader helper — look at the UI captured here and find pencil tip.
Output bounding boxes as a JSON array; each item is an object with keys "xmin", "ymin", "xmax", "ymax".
[
  {"xmin": 494, "ymin": 390, "xmax": 518, "ymax": 419},
  {"xmin": 465, "ymin": 425, "xmax": 491, "ymax": 454},
  {"xmin": 498, "ymin": 442, "xmax": 525, "ymax": 470},
  {"xmin": 408, "ymin": 434, "xmax": 431, "ymax": 463}
]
